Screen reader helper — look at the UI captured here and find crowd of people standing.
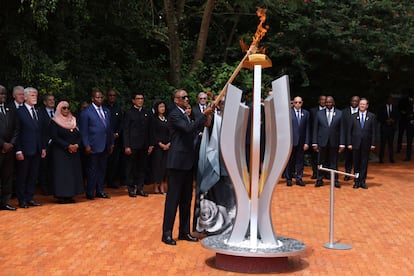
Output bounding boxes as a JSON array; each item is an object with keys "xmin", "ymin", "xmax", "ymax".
[
  {"xmin": 1, "ymin": 84, "xmax": 413, "ymax": 245},
  {"xmin": 285, "ymin": 92, "xmax": 414, "ymax": 190}
]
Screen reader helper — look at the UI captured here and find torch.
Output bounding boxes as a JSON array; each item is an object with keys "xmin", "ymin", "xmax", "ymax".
[{"xmin": 212, "ymin": 7, "xmax": 269, "ymax": 107}]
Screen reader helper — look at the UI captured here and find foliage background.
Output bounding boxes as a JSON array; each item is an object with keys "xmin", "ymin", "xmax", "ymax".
[{"xmin": 0, "ymin": 0, "xmax": 413, "ymax": 111}]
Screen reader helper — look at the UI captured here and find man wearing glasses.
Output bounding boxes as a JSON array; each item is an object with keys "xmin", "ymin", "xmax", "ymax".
[
  {"xmin": 284, "ymin": 96, "xmax": 310, "ymax": 187},
  {"xmin": 161, "ymin": 89, "xmax": 213, "ymax": 245}
]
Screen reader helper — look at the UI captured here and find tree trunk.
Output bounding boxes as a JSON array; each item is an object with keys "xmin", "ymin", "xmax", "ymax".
[
  {"xmin": 191, "ymin": 0, "xmax": 216, "ymax": 72},
  {"xmin": 163, "ymin": 0, "xmax": 184, "ymax": 87}
]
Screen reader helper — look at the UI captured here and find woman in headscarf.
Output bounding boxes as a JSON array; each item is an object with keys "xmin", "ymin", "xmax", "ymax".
[{"xmin": 50, "ymin": 101, "xmax": 83, "ymax": 203}]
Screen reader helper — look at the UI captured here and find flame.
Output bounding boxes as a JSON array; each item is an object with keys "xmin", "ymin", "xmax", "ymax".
[
  {"xmin": 252, "ymin": 7, "xmax": 269, "ymax": 47},
  {"xmin": 240, "ymin": 7, "xmax": 269, "ymax": 54}
]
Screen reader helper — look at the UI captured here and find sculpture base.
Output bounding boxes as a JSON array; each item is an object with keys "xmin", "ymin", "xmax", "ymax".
[
  {"xmin": 215, "ymin": 254, "xmax": 288, "ymax": 273},
  {"xmin": 202, "ymin": 233, "xmax": 305, "ymax": 273}
]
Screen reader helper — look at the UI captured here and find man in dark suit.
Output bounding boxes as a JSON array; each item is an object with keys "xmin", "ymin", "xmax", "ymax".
[
  {"xmin": 378, "ymin": 95, "xmax": 399, "ymax": 163},
  {"xmin": 404, "ymin": 100, "xmax": 414, "ymax": 161},
  {"xmin": 312, "ymin": 96, "xmax": 345, "ymax": 188},
  {"xmin": 0, "ymin": 85, "xmax": 19, "ymax": 211},
  {"xmin": 347, "ymin": 98, "xmax": 376, "ymax": 189},
  {"xmin": 104, "ymin": 89, "xmax": 123, "ymax": 188},
  {"xmin": 308, "ymin": 95, "xmax": 326, "ymax": 179},
  {"xmin": 123, "ymin": 92, "xmax": 153, "ymax": 197},
  {"xmin": 79, "ymin": 89, "xmax": 114, "ymax": 200},
  {"xmin": 38, "ymin": 94, "xmax": 55, "ymax": 195},
  {"xmin": 284, "ymin": 96, "xmax": 310, "ymax": 187},
  {"xmin": 342, "ymin": 96, "xmax": 360, "ymax": 180},
  {"xmin": 397, "ymin": 91, "xmax": 413, "ymax": 153},
  {"xmin": 15, "ymin": 87, "xmax": 47, "ymax": 208},
  {"xmin": 161, "ymin": 89, "xmax": 212, "ymax": 245}
]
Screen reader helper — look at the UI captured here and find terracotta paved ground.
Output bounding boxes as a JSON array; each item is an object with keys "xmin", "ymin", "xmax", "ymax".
[{"xmin": 1, "ymin": 152, "xmax": 413, "ymax": 275}]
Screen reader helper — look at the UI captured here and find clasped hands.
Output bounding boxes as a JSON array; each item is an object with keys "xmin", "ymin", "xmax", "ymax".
[{"xmin": 68, "ymin": 144, "xmax": 79, "ymax": 153}]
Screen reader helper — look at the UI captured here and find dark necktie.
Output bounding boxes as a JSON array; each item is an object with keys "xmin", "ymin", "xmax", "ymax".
[
  {"xmin": 296, "ymin": 110, "xmax": 301, "ymax": 126},
  {"xmin": 31, "ymin": 107, "xmax": 38, "ymax": 121},
  {"xmin": 50, "ymin": 110, "xmax": 54, "ymax": 118},
  {"xmin": 361, "ymin": 113, "xmax": 365, "ymax": 128},
  {"xmin": 0, "ymin": 104, "xmax": 5, "ymax": 115}
]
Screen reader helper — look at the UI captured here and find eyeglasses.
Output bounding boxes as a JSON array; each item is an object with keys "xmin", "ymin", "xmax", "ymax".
[
  {"xmin": 62, "ymin": 106, "xmax": 70, "ymax": 110},
  {"xmin": 294, "ymin": 101, "xmax": 303, "ymax": 104},
  {"xmin": 135, "ymin": 97, "xmax": 144, "ymax": 100},
  {"xmin": 176, "ymin": 95, "xmax": 189, "ymax": 100},
  {"xmin": 199, "ymin": 97, "xmax": 207, "ymax": 100}
]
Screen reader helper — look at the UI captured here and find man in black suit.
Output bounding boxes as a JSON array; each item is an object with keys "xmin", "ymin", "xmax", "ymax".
[
  {"xmin": 347, "ymin": 98, "xmax": 376, "ymax": 189},
  {"xmin": 161, "ymin": 89, "xmax": 213, "ymax": 245},
  {"xmin": 15, "ymin": 87, "xmax": 47, "ymax": 208},
  {"xmin": 312, "ymin": 96, "xmax": 345, "ymax": 188},
  {"xmin": 285, "ymin": 96, "xmax": 310, "ymax": 187},
  {"xmin": 123, "ymin": 92, "xmax": 153, "ymax": 197},
  {"xmin": 38, "ymin": 94, "xmax": 55, "ymax": 195},
  {"xmin": 308, "ymin": 95, "xmax": 326, "ymax": 179},
  {"xmin": 342, "ymin": 96, "xmax": 360, "ymax": 180},
  {"xmin": 0, "ymin": 85, "xmax": 18, "ymax": 211},
  {"xmin": 404, "ymin": 100, "xmax": 414, "ymax": 161},
  {"xmin": 378, "ymin": 95, "xmax": 399, "ymax": 163},
  {"xmin": 104, "ymin": 89, "xmax": 123, "ymax": 188},
  {"xmin": 397, "ymin": 91, "xmax": 413, "ymax": 153}
]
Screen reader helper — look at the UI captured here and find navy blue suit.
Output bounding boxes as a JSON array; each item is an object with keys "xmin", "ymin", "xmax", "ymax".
[
  {"xmin": 285, "ymin": 108, "xmax": 310, "ymax": 182},
  {"xmin": 347, "ymin": 111, "xmax": 376, "ymax": 184},
  {"xmin": 313, "ymin": 108, "xmax": 344, "ymax": 181},
  {"xmin": 79, "ymin": 104, "xmax": 114, "ymax": 197},
  {"xmin": 15, "ymin": 105, "xmax": 47, "ymax": 204}
]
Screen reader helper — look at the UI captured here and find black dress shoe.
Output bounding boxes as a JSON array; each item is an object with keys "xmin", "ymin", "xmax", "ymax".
[
  {"xmin": 353, "ymin": 183, "xmax": 359, "ymax": 189},
  {"xmin": 335, "ymin": 182, "xmax": 341, "ymax": 188},
  {"xmin": 315, "ymin": 181, "xmax": 323, "ymax": 187},
  {"xmin": 286, "ymin": 180, "xmax": 292, "ymax": 186},
  {"xmin": 136, "ymin": 190, "xmax": 148, "ymax": 197},
  {"xmin": 178, "ymin": 233, "xmax": 199, "ymax": 242},
  {"xmin": 296, "ymin": 180, "xmax": 305, "ymax": 186},
  {"xmin": 1, "ymin": 204, "xmax": 17, "ymax": 211},
  {"xmin": 19, "ymin": 202, "xmax": 29, "ymax": 208},
  {"xmin": 28, "ymin": 200, "xmax": 42, "ymax": 206},
  {"xmin": 96, "ymin": 192, "xmax": 110, "ymax": 199},
  {"xmin": 162, "ymin": 235, "xmax": 177, "ymax": 245},
  {"xmin": 128, "ymin": 192, "xmax": 137, "ymax": 197},
  {"xmin": 86, "ymin": 194, "xmax": 95, "ymax": 200},
  {"xmin": 360, "ymin": 183, "xmax": 368, "ymax": 189}
]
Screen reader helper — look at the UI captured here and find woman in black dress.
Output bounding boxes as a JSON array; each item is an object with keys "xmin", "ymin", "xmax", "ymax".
[
  {"xmin": 50, "ymin": 101, "xmax": 83, "ymax": 203},
  {"xmin": 151, "ymin": 100, "xmax": 170, "ymax": 194}
]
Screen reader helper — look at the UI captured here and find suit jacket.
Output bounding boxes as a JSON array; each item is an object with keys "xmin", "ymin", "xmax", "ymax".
[
  {"xmin": 341, "ymin": 106, "xmax": 358, "ymax": 145},
  {"xmin": 79, "ymin": 104, "xmax": 114, "ymax": 153},
  {"xmin": 38, "ymin": 107, "xmax": 54, "ymax": 142},
  {"xmin": 377, "ymin": 104, "xmax": 399, "ymax": 131},
  {"xmin": 16, "ymin": 105, "xmax": 47, "ymax": 155},
  {"xmin": 123, "ymin": 106, "xmax": 152, "ymax": 150},
  {"xmin": 166, "ymin": 105, "xmax": 207, "ymax": 170},
  {"xmin": 291, "ymin": 108, "xmax": 310, "ymax": 147},
  {"xmin": 313, "ymin": 108, "xmax": 344, "ymax": 147},
  {"xmin": 347, "ymin": 111, "xmax": 377, "ymax": 150},
  {"xmin": 0, "ymin": 105, "xmax": 18, "ymax": 148}
]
